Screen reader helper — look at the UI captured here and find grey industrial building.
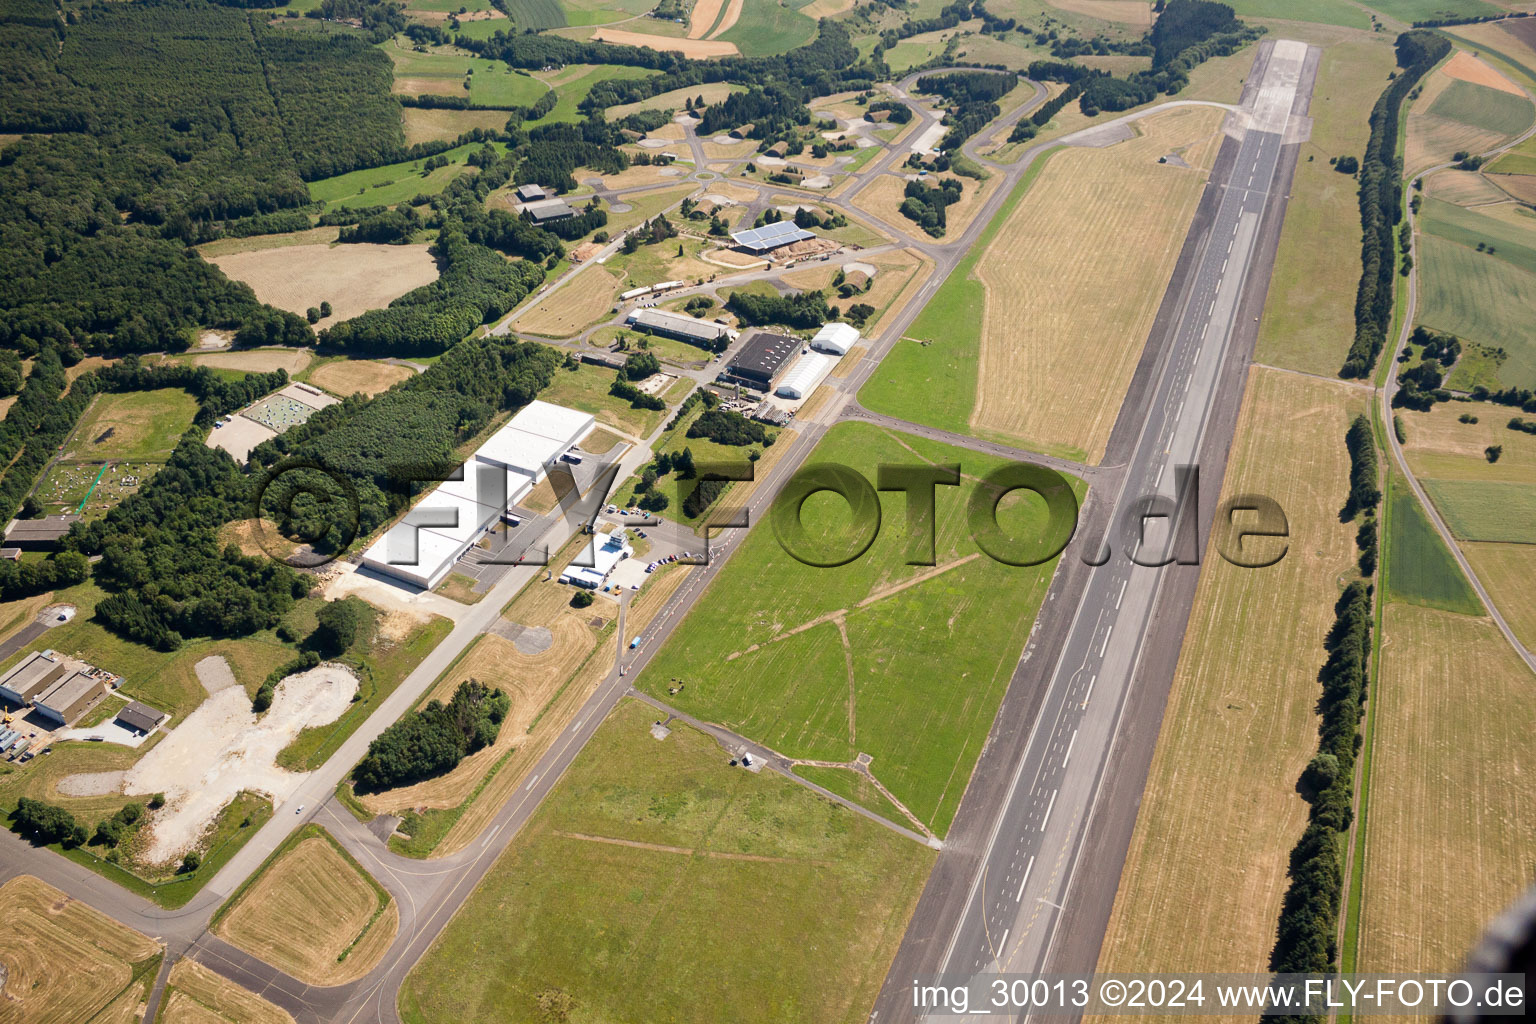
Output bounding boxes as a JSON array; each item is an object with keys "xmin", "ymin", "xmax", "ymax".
[
  {"xmin": 626, "ymin": 308, "xmax": 737, "ymax": 347},
  {"xmin": 34, "ymin": 670, "xmax": 106, "ymax": 727},
  {"xmin": 116, "ymin": 701, "xmax": 167, "ymax": 736},
  {"xmin": 0, "ymin": 651, "xmax": 65, "ymax": 705},
  {"xmin": 3, "ymin": 515, "xmax": 81, "ymax": 550},
  {"xmin": 723, "ymin": 331, "xmax": 799, "ymax": 391}
]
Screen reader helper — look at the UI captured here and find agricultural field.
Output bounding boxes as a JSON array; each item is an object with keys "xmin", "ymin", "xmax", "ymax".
[
  {"xmin": 188, "ymin": 348, "xmax": 314, "ymax": 376},
  {"xmin": 206, "ymin": 242, "xmax": 439, "ymax": 329},
  {"xmin": 717, "ymin": 0, "xmax": 821, "ymax": 56},
  {"xmin": 307, "ymin": 140, "xmax": 508, "ymax": 210},
  {"xmin": 384, "ymin": 42, "xmax": 550, "ymax": 108},
  {"xmin": 1405, "ymin": 60, "xmax": 1533, "ymax": 177},
  {"xmin": 1399, "ymin": 396, "xmax": 1536, "ymax": 482},
  {"xmin": 1222, "ymin": 0, "xmax": 1371, "ymax": 29},
  {"xmin": 1095, "ymin": 368, "xmax": 1365, "ymax": 980},
  {"xmin": 1255, "ymin": 34, "xmax": 1398, "ymax": 376},
  {"xmin": 1415, "ymin": 234, "xmax": 1536, "ymax": 389},
  {"xmin": 158, "ymin": 958, "xmax": 294, "ymax": 1024},
  {"xmin": 400, "ymin": 106, "xmax": 510, "ymax": 146},
  {"xmin": 865, "ymin": 106, "xmax": 1223, "ymax": 463},
  {"xmin": 528, "ymin": 64, "xmax": 662, "ymax": 125},
  {"xmin": 0, "ymin": 876, "xmax": 162, "ymax": 1024},
  {"xmin": 635, "ymin": 421, "xmax": 1080, "ymax": 837},
  {"xmin": 589, "ymin": 26, "xmax": 740, "ymax": 57},
  {"xmin": 398, "ymin": 698, "xmax": 935, "ymax": 1024},
  {"xmin": 213, "ymin": 826, "xmax": 396, "ymax": 986},
  {"xmin": 1358, "ymin": 0, "xmax": 1500, "ymax": 24},
  {"xmin": 1421, "ymin": 479, "xmax": 1536, "ymax": 543},
  {"xmin": 1359, "ymin": 603, "xmax": 1535, "ymax": 979},
  {"xmin": 308, "ymin": 358, "xmax": 418, "ymax": 397},
  {"xmin": 64, "ymin": 388, "xmax": 199, "ymax": 461},
  {"xmin": 1463, "ymin": 542, "xmax": 1536, "ymax": 649},
  {"xmin": 1384, "ymin": 479, "xmax": 1483, "ymax": 616},
  {"xmin": 537, "ymin": 360, "xmax": 691, "ymax": 437},
  {"xmin": 513, "ymin": 266, "xmax": 620, "ymax": 337}
]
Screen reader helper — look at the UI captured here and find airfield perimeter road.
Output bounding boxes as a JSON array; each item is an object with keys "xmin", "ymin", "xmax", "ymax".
[{"xmin": 867, "ymin": 38, "xmax": 1319, "ymax": 1022}]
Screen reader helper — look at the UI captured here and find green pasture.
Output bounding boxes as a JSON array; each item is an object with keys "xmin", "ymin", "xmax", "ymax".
[
  {"xmin": 1385, "ymin": 481, "xmax": 1483, "ymax": 616},
  {"xmin": 1421, "ymin": 478, "xmax": 1536, "ymax": 544}
]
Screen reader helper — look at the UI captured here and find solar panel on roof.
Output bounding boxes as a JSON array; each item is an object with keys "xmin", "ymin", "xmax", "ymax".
[{"xmin": 730, "ymin": 221, "xmax": 815, "ymax": 250}]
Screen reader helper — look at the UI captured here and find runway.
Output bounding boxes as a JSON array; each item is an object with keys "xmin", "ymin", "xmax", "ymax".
[{"xmin": 867, "ymin": 38, "xmax": 1319, "ymax": 1021}]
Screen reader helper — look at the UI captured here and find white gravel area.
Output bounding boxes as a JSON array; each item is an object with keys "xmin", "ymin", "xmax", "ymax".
[
  {"xmin": 195, "ymin": 655, "xmax": 238, "ymax": 694},
  {"xmin": 637, "ymin": 138, "xmax": 670, "ymax": 149},
  {"xmin": 57, "ymin": 770, "xmax": 125, "ymax": 797},
  {"xmin": 124, "ymin": 665, "xmax": 357, "ymax": 864},
  {"xmin": 58, "ymin": 719, "xmax": 151, "ymax": 748}
]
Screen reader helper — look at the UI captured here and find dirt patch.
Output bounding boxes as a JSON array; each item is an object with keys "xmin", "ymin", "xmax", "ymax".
[
  {"xmin": 207, "ymin": 243, "xmax": 439, "ymax": 329},
  {"xmin": 194, "ymin": 655, "xmax": 238, "ymax": 694},
  {"xmin": 192, "ymin": 349, "xmax": 312, "ymax": 375},
  {"xmin": 1441, "ymin": 50, "xmax": 1523, "ymax": 96},
  {"xmin": 591, "ymin": 28, "xmax": 738, "ymax": 58},
  {"xmin": 56, "ymin": 770, "xmax": 126, "ymax": 797},
  {"xmin": 309, "ymin": 359, "xmax": 416, "ymax": 397},
  {"xmin": 124, "ymin": 666, "xmax": 358, "ymax": 864}
]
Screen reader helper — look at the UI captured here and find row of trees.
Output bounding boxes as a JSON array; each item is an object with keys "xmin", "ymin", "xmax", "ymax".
[
  {"xmin": 353, "ymin": 680, "xmax": 509, "ymax": 791},
  {"xmin": 1340, "ymin": 31, "xmax": 1450, "ymax": 378}
]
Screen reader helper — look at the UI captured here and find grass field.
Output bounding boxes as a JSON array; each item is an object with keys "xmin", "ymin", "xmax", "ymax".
[
  {"xmin": 398, "ymin": 698, "xmax": 935, "ymax": 1024},
  {"xmin": 1405, "ymin": 67, "xmax": 1527, "ymax": 177},
  {"xmin": 1357, "ymin": 0, "xmax": 1499, "ymax": 22},
  {"xmin": 537, "ymin": 360, "xmax": 686, "ymax": 438},
  {"xmin": 1095, "ymin": 368, "xmax": 1365, "ymax": 981},
  {"xmin": 1425, "ymin": 78, "xmax": 1534, "ymax": 137},
  {"xmin": 64, "ymin": 388, "xmax": 197, "ymax": 461},
  {"xmin": 718, "ymin": 0, "xmax": 819, "ymax": 56},
  {"xmin": 528, "ymin": 64, "xmax": 662, "ymax": 125},
  {"xmin": 1421, "ymin": 478, "xmax": 1536, "ymax": 542},
  {"xmin": 515, "ymin": 266, "xmax": 620, "ymax": 337},
  {"xmin": 208, "ymin": 242, "xmax": 440, "ymax": 329},
  {"xmin": 307, "ymin": 141, "xmax": 507, "ymax": 210},
  {"xmin": 1416, "ymin": 234, "xmax": 1536, "ymax": 389},
  {"xmin": 1419, "ymin": 196, "xmax": 1536, "ymax": 278},
  {"xmin": 1400, "ymin": 397, "xmax": 1536, "ymax": 481},
  {"xmin": 865, "ymin": 108, "xmax": 1220, "ymax": 464},
  {"xmin": 400, "ymin": 106, "xmax": 510, "ymax": 146},
  {"xmin": 607, "ymin": 81, "xmax": 741, "ymax": 118},
  {"xmin": 1385, "ymin": 479, "xmax": 1483, "ymax": 615},
  {"xmin": 635, "ymin": 421, "xmax": 1078, "ymax": 837},
  {"xmin": 1358, "ymin": 603, "xmax": 1535, "ymax": 978},
  {"xmin": 0, "ymin": 876, "xmax": 161, "ymax": 1024},
  {"xmin": 308, "ymin": 358, "xmax": 416, "ymax": 397},
  {"xmin": 159, "ymin": 957, "xmax": 294, "ymax": 1024},
  {"xmin": 1223, "ymin": 0, "xmax": 1371, "ymax": 28},
  {"xmin": 385, "ymin": 43, "xmax": 549, "ymax": 108},
  {"xmin": 1255, "ymin": 35, "xmax": 1398, "ymax": 376},
  {"xmin": 214, "ymin": 826, "xmax": 395, "ymax": 986},
  {"xmin": 1463, "ymin": 541, "xmax": 1536, "ymax": 649}
]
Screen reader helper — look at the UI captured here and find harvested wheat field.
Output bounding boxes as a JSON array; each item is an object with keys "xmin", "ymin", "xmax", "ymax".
[
  {"xmin": 214, "ymin": 830, "xmax": 396, "ymax": 987},
  {"xmin": 592, "ymin": 28, "xmax": 738, "ymax": 58},
  {"xmin": 1488, "ymin": 171, "xmax": 1536, "ymax": 202},
  {"xmin": 208, "ymin": 243, "xmax": 439, "ymax": 329},
  {"xmin": 1093, "ymin": 368, "xmax": 1365, "ymax": 992},
  {"xmin": 1048, "ymin": 0, "xmax": 1152, "ymax": 27},
  {"xmin": 973, "ymin": 106, "xmax": 1222, "ymax": 462},
  {"xmin": 161, "ymin": 958, "xmax": 294, "ymax": 1024},
  {"xmin": 1463, "ymin": 542, "xmax": 1536, "ymax": 650},
  {"xmin": 1440, "ymin": 50, "xmax": 1522, "ymax": 96},
  {"xmin": 706, "ymin": 0, "xmax": 743, "ymax": 39},
  {"xmin": 515, "ymin": 266, "xmax": 619, "ymax": 337},
  {"xmin": 1424, "ymin": 168, "xmax": 1509, "ymax": 206},
  {"xmin": 689, "ymin": 0, "xmax": 725, "ymax": 37},
  {"xmin": 192, "ymin": 348, "xmax": 312, "ymax": 375},
  {"xmin": 402, "ymin": 106, "xmax": 510, "ymax": 146},
  {"xmin": 362, "ymin": 585, "xmax": 605, "ymax": 816},
  {"xmin": 1359, "ymin": 603, "xmax": 1536, "ymax": 977},
  {"xmin": 309, "ymin": 358, "xmax": 416, "ymax": 397},
  {"xmin": 0, "ymin": 875, "xmax": 162, "ymax": 1024}
]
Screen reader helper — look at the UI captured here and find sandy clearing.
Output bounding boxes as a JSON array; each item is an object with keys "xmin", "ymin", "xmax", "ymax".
[
  {"xmin": 192, "ymin": 349, "xmax": 312, "ymax": 375},
  {"xmin": 707, "ymin": 0, "xmax": 744, "ymax": 39},
  {"xmin": 195, "ymin": 655, "xmax": 238, "ymax": 694},
  {"xmin": 689, "ymin": 0, "xmax": 725, "ymax": 38},
  {"xmin": 308, "ymin": 359, "xmax": 416, "ymax": 397},
  {"xmin": 593, "ymin": 28, "xmax": 738, "ymax": 57},
  {"xmin": 1047, "ymin": 0, "xmax": 1151, "ymax": 27},
  {"xmin": 1441, "ymin": 50, "xmax": 1523, "ymax": 96},
  {"xmin": 124, "ymin": 666, "xmax": 358, "ymax": 864},
  {"xmin": 208, "ymin": 243, "xmax": 439, "ymax": 329},
  {"xmin": 323, "ymin": 561, "xmax": 459, "ymax": 624},
  {"xmin": 57, "ymin": 770, "xmax": 126, "ymax": 797}
]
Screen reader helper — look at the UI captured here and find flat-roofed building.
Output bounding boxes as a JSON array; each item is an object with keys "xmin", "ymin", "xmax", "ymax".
[
  {"xmin": 4, "ymin": 515, "xmax": 80, "ymax": 550},
  {"xmin": 0, "ymin": 651, "xmax": 65, "ymax": 705},
  {"xmin": 559, "ymin": 529, "xmax": 633, "ymax": 589},
  {"xmin": 517, "ymin": 184, "xmax": 548, "ymax": 202},
  {"xmin": 724, "ymin": 331, "xmax": 798, "ymax": 390},
  {"xmin": 775, "ymin": 351, "xmax": 839, "ymax": 400},
  {"xmin": 116, "ymin": 701, "xmax": 167, "ymax": 735},
  {"xmin": 626, "ymin": 308, "xmax": 737, "ymax": 347},
  {"xmin": 34, "ymin": 670, "xmax": 106, "ymax": 727},
  {"xmin": 524, "ymin": 198, "xmax": 575, "ymax": 223}
]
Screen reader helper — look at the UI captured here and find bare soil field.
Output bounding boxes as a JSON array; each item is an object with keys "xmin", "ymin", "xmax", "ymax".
[
  {"xmin": 592, "ymin": 28, "xmax": 738, "ymax": 57},
  {"xmin": 162, "ymin": 957, "xmax": 294, "ymax": 1024},
  {"xmin": 215, "ymin": 833, "xmax": 396, "ymax": 986},
  {"xmin": 1441, "ymin": 50, "xmax": 1522, "ymax": 95},
  {"xmin": 1094, "ymin": 368, "xmax": 1365, "ymax": 990},
  {"xmin": 191, "ymin": 348, "xmax": 312, "ymax": 375},
  {"xmin": 971, "ymin": 106, "xmax": 1223, "ymax": 462},
  {"xmin": 0, "ymin": 875, "xmax": 161, "ymax": 1024},
  {"xmin": 401, "ymin": 107, "xmax": 510, "ymax": 147},
  {"xmin": 308, "ymin": 358, "xmax": 416, "ymax": 397},
  {"xmin": 0, "ymin": 394, "xmax": 16, "ymax": 419},
  {"xmin": 1359, "ymin": 603, "xmax": 1535, "ymax": 976},
  {"xmin": 515, "ymin": 265, "xmax": 619, "ymax": 337},
  {"xmin": 1488, "ymin": 171, "xmax": 1536, "ymax": 202},
  {"xmin": 207, "ymin": 243, "xmax": 439, "ymax": 329},
  {"xmin": 1047, "ymin": 0, "xmax": 1151, "ymax": 26}
]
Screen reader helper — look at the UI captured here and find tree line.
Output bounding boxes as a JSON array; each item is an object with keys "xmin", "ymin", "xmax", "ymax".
[{"xmin": 353, "ymin": 680, "xmax": 509, "ymax": 791}]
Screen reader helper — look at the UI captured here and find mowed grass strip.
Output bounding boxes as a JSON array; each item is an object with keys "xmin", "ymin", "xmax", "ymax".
[
  {"xmin": 1093, "ymin": 368, "xmax": 1364, "ymax": 987},
  {"xmin": 0, "ymin": 875, "xmax": 162, "ymax": 1024},
  {"xmin": 1420, "ymin": 478, "xmax": 1536, "ymax": 543},
  {"xmin": 399, "ymin": 698, "xmax": 935, "ymax": 1024},
  {"xmin": 213, "ymin": 827, "xmax": 396, "ymax": 987},
  {"xmin": 637, "ymin": 420, "xmax": 1079, "ymax": 837},
  {"xmin": 1385, "ymin": 480, "xmax": 1483, "ymax": 616},
  {"xmin": 1358, "ymin": 604, "xmax": 1536, "ymax": 977},
  {"xmin": 65, "ymin": 388, "xmax": 198, "ymax": 461},
  {"xmin": 161, "ymin": 957, "xmax": 295, "ymax": 1024}
]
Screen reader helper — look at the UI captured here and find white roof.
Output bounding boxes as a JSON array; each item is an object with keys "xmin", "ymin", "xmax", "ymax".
[
  {"xmin": 509, "ymin": 400, "xmax": 595, "ymax": 444},
  {"xmin": 363, "ymin": 523, "xmax": 463, "ymax": 588},
  {"xmin": 436, "ymin": 462, "xmax": 514, "ymax": 511},
  {"xmin": 476, "ymin": 425, "xmax": 568, "ymax": 478},
  {"xmin": 775, "ymin": 351, "xmax": 839, "ymax": 399},
  {"xmin": 410, "ymin": 487, "xmax": 499, "ymax": 546},
  {"xmin": 811, "ymin": 322, "xmax": 859, "ymax": 355}
]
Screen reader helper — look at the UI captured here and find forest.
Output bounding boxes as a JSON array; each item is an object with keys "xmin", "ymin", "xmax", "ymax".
[
  {"xmin": 915, "ymin": 71, "xmax": 1017, "ymax": 152},
  {"xmin": 353, "ymin": 679, "xmax": 509, "ymax": 791},
  {"xmin": 725, "ymin": 288, "xmax": 835, "ymax": 330}
]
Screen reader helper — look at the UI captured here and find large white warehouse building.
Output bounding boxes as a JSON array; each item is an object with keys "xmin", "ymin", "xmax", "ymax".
[
  {"xmin": 810, "ymin": 322, "xmax": 859, "ymax": 355},
  {"xmin": 775, "ymin": 351, "xmax": 839, "ymax": 400},
  {"xmin": 362, "ymin": 400, "xmax": 595, "ymax": 589}
]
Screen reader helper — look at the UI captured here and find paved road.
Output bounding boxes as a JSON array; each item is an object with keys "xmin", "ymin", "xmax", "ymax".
[{"xmin": 866, "ymin": 38, "xmax": 1319, "ymax": 1022}]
